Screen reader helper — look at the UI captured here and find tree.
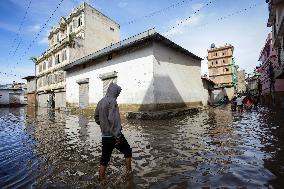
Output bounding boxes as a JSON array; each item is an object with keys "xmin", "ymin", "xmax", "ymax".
[{"xmin": 30, "ymin": 57, "xmax": 37, "ymax": 63}]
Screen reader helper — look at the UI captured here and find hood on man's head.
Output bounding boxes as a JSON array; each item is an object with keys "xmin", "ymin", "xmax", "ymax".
[{"xmin": 106, "ymin": 83, "xmax": 122, "ymax": 98}]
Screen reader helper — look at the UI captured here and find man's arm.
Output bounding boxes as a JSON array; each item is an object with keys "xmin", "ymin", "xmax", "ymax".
[{"xmin": 108, "ymin": 100, "xmax": 122, "ymax": 139}]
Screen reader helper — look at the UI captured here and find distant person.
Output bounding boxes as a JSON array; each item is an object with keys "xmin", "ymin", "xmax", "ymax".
[
  {"xmin": 243, "ymin": 96, "xmax": 253, "ymax": 111},
  {"xmin": 224, "ymin": 95, "xmax": 229, "ymax": 104},
  {"xmin": 95, "ymin": 83, "xmax": 132, "ymax": 183},
  {"xmin": 231, "ymin": 94, "xmax": 237, "ymax": 111},
  {"xmin": 236, "ymin": 94, "xmax": 244, "ymax": 113}
]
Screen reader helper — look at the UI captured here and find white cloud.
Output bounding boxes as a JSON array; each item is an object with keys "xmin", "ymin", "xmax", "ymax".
[
  {"xmin": 191, "ymin": 3, "xmax": 204, "ymax": 11},
  {"xmin": 38, "ymin": 29, "xmax": 51, "ymax": 45},
  {"xmin": 38, "ymin": 37, "xmax": 48, "ymax": 45},
  {"xmin": 164, "ymin": 13, "xmax": 204, "ymax": 36},
  {"xmin": 28, "ymin": 24, "xmax": 41, "ymax": 32}
]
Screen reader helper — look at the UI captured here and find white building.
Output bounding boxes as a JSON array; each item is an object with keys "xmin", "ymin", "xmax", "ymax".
[
  {"xmin": 0, "ymin": 88, "xmax": 26, "ymax": 107},
  {"xmin": 64, "ymin": 29, "xmax": 209, "ymax": 112},
  {"xmin": 34, "ymin": 2, "xmax": 120, "ymax": 109}
]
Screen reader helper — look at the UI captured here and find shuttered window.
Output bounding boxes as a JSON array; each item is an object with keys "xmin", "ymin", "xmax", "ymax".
[
  {"xmin": 103, "ymin": 77, "xmax": 117, "ymax": 96},
  {"xmin": 79, "ymin": 83, "xmax": 89, "ymax": 108}
]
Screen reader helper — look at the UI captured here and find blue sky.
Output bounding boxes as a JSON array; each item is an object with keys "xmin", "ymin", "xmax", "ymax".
[{"xmin": 0, "ymin": 0, "xmax": 271, "ymax": 84}]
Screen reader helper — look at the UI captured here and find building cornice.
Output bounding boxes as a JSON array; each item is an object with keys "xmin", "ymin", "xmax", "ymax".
[
  {"xmin": 207, "ymin": 45, "xmax": 234, "ymax": 53},
  {"xmin": 210, "ymin": 73, "xmax": 233, "ymax": 77},
  {"xmin": 208, "ymin": 64, "xmax": 233, "ymax": 69},
  {"xmin": 207, "ymin": 55, "xmax": 233, "ymax": 61}
]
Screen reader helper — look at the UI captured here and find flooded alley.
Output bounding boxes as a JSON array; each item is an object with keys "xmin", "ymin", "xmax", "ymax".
[{"xmin": 0, "ymin": 106, "xmax": 283, "ymax": 188}]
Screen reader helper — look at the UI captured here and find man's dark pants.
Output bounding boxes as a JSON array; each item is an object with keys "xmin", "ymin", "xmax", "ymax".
[{"xmin": 100, "ymin": 134, "xmax": 132, "ymax": 166}]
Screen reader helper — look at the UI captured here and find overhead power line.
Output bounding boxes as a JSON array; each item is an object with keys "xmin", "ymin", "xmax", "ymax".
[
  {"xmin": 164, "ymin": 0, "xmax": 215, "ymax": 36},
  {"xmin": 8, "ymin": 0, "xmax": 32, "ymax": 56},
  {"xmin": 14, "ymin": 0, "xmax": 65, "ymax": 67},
  {"xmin": 121, "ymin": 0, "xmax": 193, "ymax": 26},
  {"xmin": 165, "ymin": 2, "xmax": 259, "ymax": 37},
  {"xmin": 197, "ymin": 4, "xmax": 259, "ymax": 30},
  {"xmin": 0, "ymin": 71, "xmax": 24, "ymax": 78}
]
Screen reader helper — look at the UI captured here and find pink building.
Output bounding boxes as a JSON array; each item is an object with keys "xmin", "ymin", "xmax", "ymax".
[{"xmin": 258, "ymin": 33, "xmax": 284, "ymax": 109}]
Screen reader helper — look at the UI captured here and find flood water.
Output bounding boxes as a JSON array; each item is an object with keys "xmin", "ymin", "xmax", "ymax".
[{"xmin": 0, "ymin": 106, "xmax": 283, "ymax": 188}]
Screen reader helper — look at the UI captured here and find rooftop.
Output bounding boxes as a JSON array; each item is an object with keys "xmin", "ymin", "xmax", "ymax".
[
  {"xmin": 64, "ymin": 28, "xmax": 203, "ymax": 71},
  {"xmin": 207, "ymin": 44, "xmax": 234, "ymax": 52}
]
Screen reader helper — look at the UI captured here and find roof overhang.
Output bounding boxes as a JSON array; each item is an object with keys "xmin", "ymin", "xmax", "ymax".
[
  {"xmin": 22, "ymin": 76, "xmax": 36, "ymax": 80},
  {"xmin": 63, "ymin": 29, "xmax": 203, "ymax": 71}
]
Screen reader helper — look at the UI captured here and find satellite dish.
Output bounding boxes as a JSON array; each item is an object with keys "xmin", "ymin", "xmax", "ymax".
[{"xmin": 210, "ymin": 43, "xmax": 216, "ymax": 48}]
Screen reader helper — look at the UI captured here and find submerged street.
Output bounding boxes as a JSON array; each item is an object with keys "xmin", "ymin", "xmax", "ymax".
[{"xmin": 0, "ymin": 106, "xmax": 283, "ymax": 188}]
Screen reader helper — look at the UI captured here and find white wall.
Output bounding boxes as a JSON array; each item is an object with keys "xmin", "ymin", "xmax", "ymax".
[
  {"xmin": 0, "ymin": 90, "xmax": 26, "ymax": 105},
  {"xmin": 0, "ymin": 90, "xmax": 10, "ymax": 105},
  {"xmin": 84, "ymin": 4, "xmax": 120, "ymax": 57},
  {"xmin": 153, "ymin": 42, "xmax": 207, "ymax": 105},
  {"xmin": 38, "ymin": 93, "xmax": 49, "ymax": 107},
  {"xmin": 66, "ymin": 44, "xmax": 154, "ymax": 106}
]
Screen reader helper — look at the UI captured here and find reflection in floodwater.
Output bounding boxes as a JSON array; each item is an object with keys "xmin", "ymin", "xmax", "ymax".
[{"xmin": 0, "ymin": 106, "xmax": 283, "ymax": 188}]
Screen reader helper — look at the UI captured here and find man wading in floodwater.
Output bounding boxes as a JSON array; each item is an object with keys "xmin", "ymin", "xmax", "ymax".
[{"xmin": 95, "ymin": 83, "xmax": 132, "ymax": 183}]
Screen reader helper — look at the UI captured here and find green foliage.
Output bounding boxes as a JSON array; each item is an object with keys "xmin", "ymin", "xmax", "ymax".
[{"xmin": 30, "ymin": 57, "xmax": 37, "ymax": 63}]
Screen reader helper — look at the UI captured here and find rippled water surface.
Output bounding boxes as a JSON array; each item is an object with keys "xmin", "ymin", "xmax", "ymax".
[{"xmin": 0, "ymin": 106, "xmax": 283, "ymax": 188}]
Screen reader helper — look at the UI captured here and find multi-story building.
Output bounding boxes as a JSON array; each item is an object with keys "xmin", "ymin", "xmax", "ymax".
[
  {"xmin": 246, "ymin": 72, "xmax": 261, "ymax": 96},
  {"xmin": 267, "ymin": 0, "xmax": 284, "ymax": 79},
  {"xmin": 34, "ymin": 2, "xmax": 120, "ymax": 108},
  {"xmin": 258, "ymin": 33, "xmax": 284, "ymax": 109},
  {"xmin": 207, "ymin": 44, "xmax": 238, "ymax": 87},
  {"xmin": 266, "ymin": 0, "xmax": 284, "ymax": 109},
  {"xmin": 237, "ymin": 69, "xmax": 247, "ymax": 94},
  {"xmin": 207, "ymin": 44, "xmax": 238, "ymax": 99}
]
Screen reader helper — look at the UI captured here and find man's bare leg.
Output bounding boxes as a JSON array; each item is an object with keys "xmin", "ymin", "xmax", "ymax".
[
  {"xmin": 125, "ymin": 158, "xmax": 132, "ymax": 175},
  {"xmin": 99, "ymin": 165, "xmax": 106, "ymax": 182}
]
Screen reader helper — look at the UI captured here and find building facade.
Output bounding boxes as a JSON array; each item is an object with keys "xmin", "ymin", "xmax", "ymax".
[
  {"xmin": 258, "ymin": 33, "xmax": 284, "ymax": 109},
  {"xmin": 246, "ymin": 72, "xmax": 261, "ymax": 96},
  {"xmin": 0, "ymin": 88, "xmax": 26, "ymax": 107},
  {"xmin": 64, "ymin": 30, "xmax": 208, "ymax": 112},
  {"xmin": 207, "ymin": 44, "xmax": 238, "ymax": 99},
  {"xmin": 267, "ymin": 0, "xmax": 284, "ymax": 79},
  {"xmin": 22, "ymin": 76, "xmax": 36, "ymax": 106},
  {"xmin": 237, "ymin": 69, "xmax": 247, "ymax": 94},
  {"xmin": 34, "ymin": 2, "xmax": 120, "ymax": 109}
]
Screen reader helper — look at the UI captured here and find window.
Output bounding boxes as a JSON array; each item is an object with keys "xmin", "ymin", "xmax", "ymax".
[
  {"xmin": 62, "ymin": 50, "xmax": 67, "ymax": 61},
  {"xmin": 110, "ymin": 27, "xmax": 114, "ymax": 31},
  {"xmin": 37, "ymin": 78, "xmax": 41, "ymax": 87},
  {"xmin": 223, "ymin": 59, "xmax": 226, "ymax": 64},
  {"xmin": 56, "ymin": 54, "xmax": 60, "ymax": 64},
  {"xmin": 54, "ymin": 74, "xmax": 58, "ymax": 83},
  {"xmin": 224, "ymin": 68, "xmax": 229, "ymax": 72},
  {"xmin": 213, "ymin": 68, "xmax": 218, "ymax": 75},
  {"xmin": 57, "ymin": 33, "xmax": 60, "ymax": 42},
  {"xmin": 43, "ymin": 61, "xmax": 46, "ymax": 70},
  {"xmin": 69, "ymin": 25, "xmax": 73, "ymax": 33},
  {"xmin": 215, "ymin": 52, "xmax": 218, "ymax": 56},
  {"xmin": 39, "ymin": 63, "xmax": 42, "ymax": 73},
  {"xmin": 78, "ymin": 16, "xmax": 82, "ymax": 27},
  {"xmin": 215, "ymin": 61, "xmax": 218, "ymax": 65},
  {"xmin": 99, "ymin": 71, "xmax": 118, "ymax": 96},
  {"xmin": 48, "ymin": 57, "xmax": 52, "ymax": 68},
  {"xmin": 211, "ymin": 61, "xmax": 214, "ymax": 66},
  {"xmin": 73, "ymin": 20, "xmax": 76, "ymax": 28}
]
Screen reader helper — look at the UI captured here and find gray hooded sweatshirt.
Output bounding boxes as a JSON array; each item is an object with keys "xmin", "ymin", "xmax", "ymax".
[{"xmin": 95, "ymin": 83, "xmax": 122, "ymax": 138}]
